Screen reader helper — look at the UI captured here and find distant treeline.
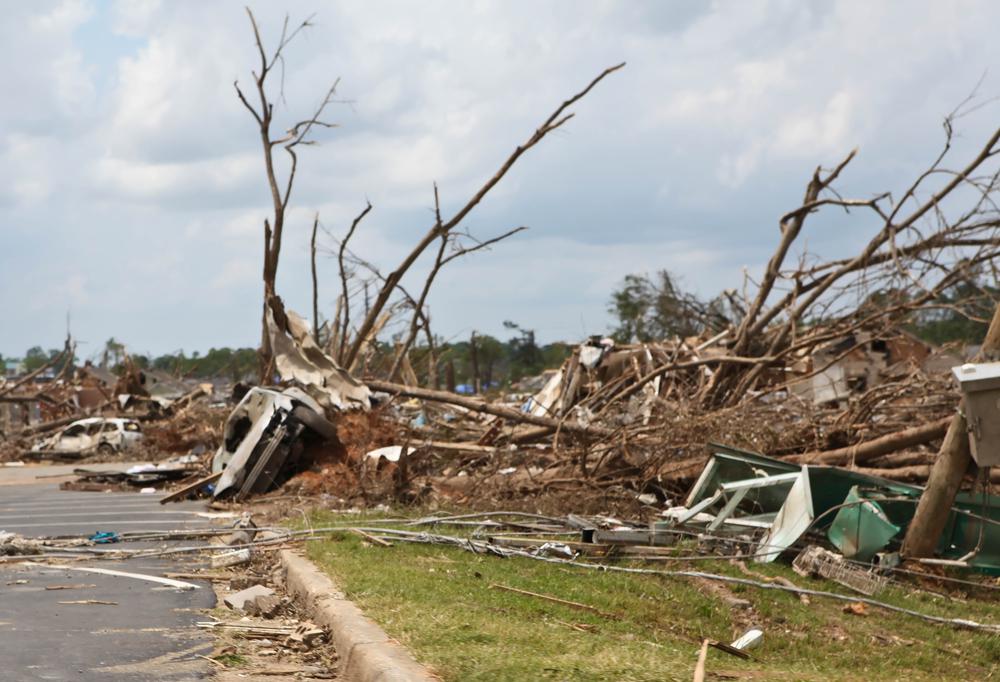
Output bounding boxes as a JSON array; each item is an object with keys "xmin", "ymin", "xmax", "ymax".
[
  {"xmin": 3, "ymin": 326, "xmax": 574, "ymax": 389},
  {"xmin": 9, "ymin": 270, "xmax": 990, "ymax": 387}
]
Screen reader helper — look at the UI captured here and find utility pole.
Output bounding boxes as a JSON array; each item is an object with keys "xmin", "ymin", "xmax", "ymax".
[
  {"xmin": 445, "ymin": 359, "xmax": 456, "ymax": 393},
  {"xmin": 470, "ymin": 331, "xmax": 480, "ymax": 394},
  {"xmin": 902, "ymin": 301, "xmax": 1000, "ymax": 557}
]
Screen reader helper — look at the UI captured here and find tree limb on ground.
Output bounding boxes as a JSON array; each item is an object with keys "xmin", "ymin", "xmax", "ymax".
[
  {"xmin": 788, "ymin": 416, "xmax": 951, "ymax": 466},
  {"xmin": 366, "ymin": 379, "xmax": 614, "ymax": 438}
]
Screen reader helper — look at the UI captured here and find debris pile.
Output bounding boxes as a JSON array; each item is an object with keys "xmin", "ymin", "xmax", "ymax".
[
  {"xmin": 0, "ymin": 531, "xmax": 42, "ymax": 556},
  {"xmin": 0, "ymin": 346, "xmax": 226, "ymax": 464},
  {"xmin": 59, "ymin": 454, "xmax": 203, "ymax": 492},
  {"xmin": 139, "ymin": 310, "xmax": 973, "ymax": 517}
]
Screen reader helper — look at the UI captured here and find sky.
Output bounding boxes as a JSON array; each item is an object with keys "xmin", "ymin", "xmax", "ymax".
[{"xmin": 2, "ymin": 0, "xmax": 999, "ymax": 361}]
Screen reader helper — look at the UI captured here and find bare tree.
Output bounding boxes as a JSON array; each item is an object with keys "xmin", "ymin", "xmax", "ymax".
[
  {"xmin": 340, "ymin": 62, "xmax": 626, "ymax": 369},
  {"xmin": 235, "ymin": 9, "xmax": 341, "ymax": 381},
  {"xmin": 335, "ymin": 202, "xmax": 373, "ymax": 363},
  {"xmin": 384, "ymin": 184, "xmax": 527, "ymax": 381},
  {"xmin": 310, "ymin": 212, "xmax": 320, "ymax": 344}
]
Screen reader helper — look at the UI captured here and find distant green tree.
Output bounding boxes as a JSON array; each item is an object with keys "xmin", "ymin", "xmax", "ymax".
[
  {"xmin": 47, "ymin": 347, "xmax": 75, "ymax": 375},
  {"xmin": 540, "ymin": 342, "xmax": 573, "ymax": 369},
  {"xmin": 909, "ymin": 277, "xmax": 998, "ymax": 345},
  {"xmin": 503, "ymin": 321, "xmax": 544, "ymax": 381},
  {"xmin": 608, "ymin": 270, "xmax": 731, "ymax": 342},
  {"xmin": 413, "ymin": 333, "xmax": 572, "ymax": 389},
  {"xmin": 475, "ymin": 334, "xmax": 505, "ymax": 388},
  {"xmin": 148, "ymin": 347, "xmax": 258, "ymax": 380},
  {"xmin": 23, "ymin": 346, "xmax": 47, "ymax": 372},
  {"xmin": 101, "ymin": 337, "xmax": 127, "ymax": 369}
]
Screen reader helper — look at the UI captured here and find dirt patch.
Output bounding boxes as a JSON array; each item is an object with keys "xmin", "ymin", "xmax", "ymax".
[{"xmin": 283, "ymin": 408, "xmax": 402, "ymax": 500}]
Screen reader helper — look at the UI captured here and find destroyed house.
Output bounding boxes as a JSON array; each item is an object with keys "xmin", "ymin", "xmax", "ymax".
[
  {"xmin": 789, "ymin": 330, "xmax": 933, "ymax": 405},
  {"xmin": 76, "ymin": 363, "xmax": 118, "ymax": 389},
  {"xmin": 4, "ymin": 359, "xmax": 25, "ymax": 378}
]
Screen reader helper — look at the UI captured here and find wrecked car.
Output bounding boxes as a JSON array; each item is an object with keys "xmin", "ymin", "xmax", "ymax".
[
  {"xmin": 211, "ymin": 386, "xmax": 339, "ymax": 500},
  {"xmin": 31, "ymin": 417, "xmax": 144, "ymax": 456}
]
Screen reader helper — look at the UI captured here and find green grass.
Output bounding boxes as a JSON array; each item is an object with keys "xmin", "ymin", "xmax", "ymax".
[
  {"xmin": 301, "ymin": 510, "xmax": 1000, "ymax": 681},
  {"xmin": 212, "ymin": 653, "xmax": 248, "ymax": 667}
]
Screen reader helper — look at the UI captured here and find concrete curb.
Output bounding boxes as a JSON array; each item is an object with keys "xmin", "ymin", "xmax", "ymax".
[{"xmin": 280, "ymin": 549, "xmax": 438, "ymax": 682}]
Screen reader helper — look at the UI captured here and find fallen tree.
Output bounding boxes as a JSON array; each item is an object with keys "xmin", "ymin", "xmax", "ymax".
[
  {"xmin": 367, "ymin": 379, "xmax": 615, "ymax": 438},
  {"xmin": 789, "ymin": 416, "xmax": 951, "ymax": 466}
]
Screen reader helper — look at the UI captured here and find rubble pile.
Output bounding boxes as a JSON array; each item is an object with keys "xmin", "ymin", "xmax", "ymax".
[
  {"xmin": 329, "ymin": 330, "xmax": 961, "ymax": 514},
  {"xmin": 0, "ymin": 304, "xmax": 974, "ymax": 517},
  {"xmin": 0, "ymin": 351, "xmax": 224, "ymax": 464},
  {"xmin": 56, "ymin": 286, "xmax": 952, "ymax": 518},
  {"xmin": 141, "ymin": 402, "xmax": 226, "ymax": 455},
  {"xmin": 0, "ymin": 531, "xmax": 43, "ymax": 556}
]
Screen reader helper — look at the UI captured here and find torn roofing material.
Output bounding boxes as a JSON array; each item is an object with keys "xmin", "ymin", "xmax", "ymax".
[{"xmin": 266, "ymin": 299, "xmax": 371, "ymax": 412}]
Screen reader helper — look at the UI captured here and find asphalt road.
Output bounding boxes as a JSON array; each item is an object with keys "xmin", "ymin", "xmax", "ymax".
[{"xmin": 1, "ymin": 465, "xmax": 221, "ymax": 681}]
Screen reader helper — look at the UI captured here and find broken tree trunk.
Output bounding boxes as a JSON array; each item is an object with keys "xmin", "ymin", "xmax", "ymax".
[
  {"xmin": 789, "ymin": 417, "xmax": 950, "ymax": 466},
  {"xmin": 17, "ymin": 413, "xmax": 96, "ymax": 437},
  {"xmin": 853, "ymin": 465, "xmax": 1000, "ymax": 484},
  {"xmin": 366, "ymin": 379, "xmax": 614, "ymax": 437},
  {"xmin": 902, "ymin": 301, "xmax": 1000, "ymax": 558},
  {"xmin": 310, "ymin": 213, "xmax": 320, "ymax": 345}
]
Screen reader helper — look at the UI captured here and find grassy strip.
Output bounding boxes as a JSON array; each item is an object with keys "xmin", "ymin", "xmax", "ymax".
[{"xmin": 302, "ymin": 510, "xmax": 1000, "ymax": 681}]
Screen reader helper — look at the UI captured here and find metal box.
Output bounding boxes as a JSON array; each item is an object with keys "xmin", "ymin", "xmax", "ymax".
[{"xmin": 952, "ymin": 363, "xmax": 1000, "ymax": 466}]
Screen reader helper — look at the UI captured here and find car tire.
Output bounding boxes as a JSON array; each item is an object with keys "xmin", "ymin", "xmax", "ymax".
[
  {"xmin": 97, "ymin": 442, "xmax": 115, "ymax": 455},
  {"xmin": 289, "ymin": 405, "xmax": 339, "ymax": 442}
]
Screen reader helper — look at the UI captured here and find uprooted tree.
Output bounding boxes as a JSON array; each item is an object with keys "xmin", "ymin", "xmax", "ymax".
[
  {"xmin": 361, "ymin": 99, "xmax": 1000, "ymax": 501},
  {"xmin": 336, "ymin": 63, "xmax": 624, "ymax": 376},
  {"xmin": 596, "ymin": 110, "xmax": 1000, "ymax": 413},
  {"xmin": 233, "ymin": 13, "xmax": 1000, "ymax": 531}
]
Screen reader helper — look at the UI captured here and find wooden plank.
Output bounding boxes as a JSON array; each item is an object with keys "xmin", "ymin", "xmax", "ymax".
[{"xmin": 159, "ymin": 471, "xmax": 222, "ymax": 505}]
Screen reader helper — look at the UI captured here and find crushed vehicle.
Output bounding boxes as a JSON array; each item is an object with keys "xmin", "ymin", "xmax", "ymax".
[
  {"xmin": 30, "ymin": 417, "xmax": 144, "ymax": 457},
  {"xmin": 211, "ymin": 386, "xmax": 339, "ymax": 500}
]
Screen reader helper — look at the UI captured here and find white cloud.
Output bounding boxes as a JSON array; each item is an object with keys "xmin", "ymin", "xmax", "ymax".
[
  {"xmin": 92, "ymin": 152, "xmax": 258, "ymax": 205},
  {"xmin": 210, "ymin": 258, "xmax": 257, "ymax": 292},
  {"xmin": 3, "ymin": 0, "xmax": 1000, "ymax": 356},
  {"xmin": 31, "ymin": 0, "xmax": 93, "ymax": 33},
  {"xmin": 110, "ymin": 0, "xmax": 162, "ymax": 37},
  {"xmin": 28, "ymin": 273, "xmax": 90, "ymax": 312}
]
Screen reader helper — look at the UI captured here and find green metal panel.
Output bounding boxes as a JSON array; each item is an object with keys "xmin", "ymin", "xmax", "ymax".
[
  {"xmin": 688, "ymin": 445, "xmax": 801, "ymax": 512},
  {"xmin": 827, "ymin": 486, "xmax": 901, "ymax": 562},
  {"xmin": 697, "ymin": 443, "xmax": 1000, "ymax": 573}
]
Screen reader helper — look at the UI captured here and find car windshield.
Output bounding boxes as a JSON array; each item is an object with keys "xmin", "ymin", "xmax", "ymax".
[{"xmin": 62, "ymin": 424, "xmax": 85, "ymax": 437}]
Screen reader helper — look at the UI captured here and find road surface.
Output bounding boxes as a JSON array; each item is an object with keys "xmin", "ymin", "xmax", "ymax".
[{"xmin": 1, "ymin": 464, "xmax": 220, "ymax": 681}]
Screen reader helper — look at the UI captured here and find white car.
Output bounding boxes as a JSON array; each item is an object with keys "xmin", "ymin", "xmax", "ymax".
[
  {"xmin": 212, "ymin": 387, "xmax": 338, "ymax": 499},
  {"xmin": 32, "ymin": 417, "xmax": 144, "ymax": 455}
]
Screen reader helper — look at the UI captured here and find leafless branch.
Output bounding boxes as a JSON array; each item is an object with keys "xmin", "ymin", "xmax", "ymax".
[{"xmin": 342, "ymin": 62, "xmax": 626, "ymax": 368}]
